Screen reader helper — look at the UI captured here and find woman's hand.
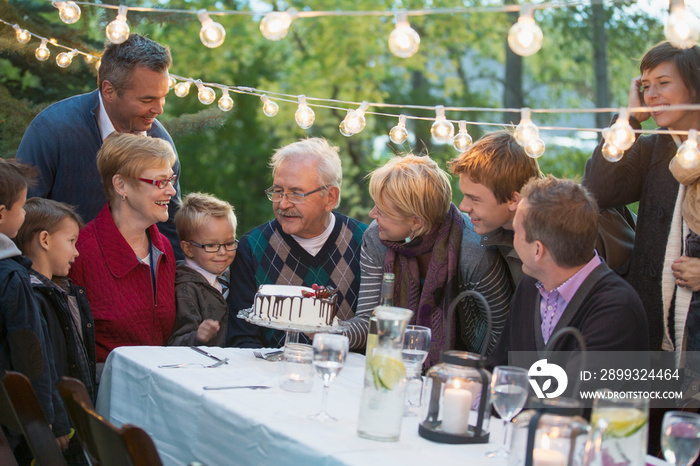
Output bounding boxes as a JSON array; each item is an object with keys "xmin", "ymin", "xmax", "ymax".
[
  {"xmin": 196, "ymin": 319, "xmax": 220, "ymax": 343},
  {"xmin": 673, "ymin": 256, "xmax": 700, "ymax": 292},
  {"xmin": 629, "ymin": 76, "xmax": 650, "ymax": 123},
  {"xmin": 55, "ymin": 433, "xmax": 70, "ymax": 451}
]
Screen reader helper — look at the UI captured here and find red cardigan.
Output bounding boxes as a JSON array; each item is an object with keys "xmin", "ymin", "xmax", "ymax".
[{"xmin": 70, "ymin": 204, "xmax": 176, "ymax": 362}]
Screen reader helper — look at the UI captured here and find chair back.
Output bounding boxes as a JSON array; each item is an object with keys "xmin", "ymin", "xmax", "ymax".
[
  {"xmin": 0, "ymin": 371, "xmax": 67, "ymax": 466},
  {"xmin": 58, "ymin": 376, "xmax": 163, "ymax": 466}
]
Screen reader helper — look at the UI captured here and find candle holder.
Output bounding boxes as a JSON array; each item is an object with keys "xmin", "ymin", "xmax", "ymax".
[
  {"xmin": 279, "ymin": 343, "xmax": 314, "ymax": 392},
  {"xmin": 417, "ymin": 290, "xmax": 492, "ymax": 444}
]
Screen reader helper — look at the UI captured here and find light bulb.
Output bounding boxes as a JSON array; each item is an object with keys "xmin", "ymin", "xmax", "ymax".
[
  {"xmin": 388, "ymin": 12, "xmax": 420, "ymax": 58},
  {"xmin": 197, "ymin": 85, "xmax": 216, "ymax": 105},
  {"xmin": 198, "ymin": 10, "xmax": 226, "ymax": 48},
  {"xmin": 453, "ymin": 121, "xmax": 473, "ymax": 152},
  {"xmin": 525, "ymin": 138, "xmax": 546, "ymax": 158},
  {"xmin": 260, "ymin": 10, "xmax": 295, "ymax": 41},
  {"xmin": 95, "ymin": 59, "xmax": 101, "ymax": 72},
  {"xmin": 344, "ymin": 101, "xmax": 369, "ymax": 135},
  {"xmin": 677, "ymin": 129, "xmax": 700, "ymax": 168},
  {"xmin": 53, "ymin": 1, "xmax": 81, "ymax": 24},
  {"xmin": 174, "ymin": 81, "xmax": 191, "ymax": 97},
  {"xmin": 35, "ymin": 40, "xmax": 50, "ymax": 61},
  {"xmin": 218, "ymin": 89, "xmax": 234, "ymax": 111},
  {"xmin": 261, "ymin": 95, "xmax": 279, "ymax": 117},
  {"xmin": 14, "ymin": 26, "xmax": 31, "ymax": 44},
  {"xmin": 56, "ymin": 49, "xmax": 77, "ymax": 68},
  {"xmin": 389, "ymin": 115, "xmax": 409, "ymax": 144},
  {"xmin": 508, "ymin": 6, "xmax": 543, "ymax": 57},
  {"xmin": 430, "ymin": 106, "xmax": 454, "ymax": 144},
  {"xmin": 83, "ymin": 54, "xmax": 94, "ymax": 64},
  {"xmin": 339, "ymin": 111, "xmax": 354, "ymax": 137},
  {"xmin": 106, "ymin": 5, "xmax": 130, "ymax": 45},
  {"xmin": 602, "ymin": 142, "xmax": 624, "ymax": 162},
  {"xmin": 514, "ymin": 108, "xmax": 539, "ymax": 147},
  {"xmin": 295, "ymin": 95, "xmax": 315, "ymax": 129},
  {"xmin": 665, "ymin": 1, "xmax": 700, "ymax": 50},
  {"xmin": 605, "ymin": 109, "xmax": 636, "ymax": 151},
  {"xmin": 168, "ymin": 76, "xmax": 177, "ymax": 90}
]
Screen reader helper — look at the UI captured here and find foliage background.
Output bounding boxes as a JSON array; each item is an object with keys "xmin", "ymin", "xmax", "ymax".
[{"xmin": 0, "ymin": 0, "xmax": 667, "ymax": 231}]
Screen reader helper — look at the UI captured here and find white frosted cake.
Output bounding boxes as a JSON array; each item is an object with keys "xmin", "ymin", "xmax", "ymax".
[{"xmin": 252, "ymin": 284, "xmax": 339, "ymax": 327}]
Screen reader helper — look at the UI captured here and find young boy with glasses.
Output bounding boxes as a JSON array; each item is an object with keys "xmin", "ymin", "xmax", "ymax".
[{"xmin": 168, "ymin": 192, "xmax": 237, "ymax": 346}]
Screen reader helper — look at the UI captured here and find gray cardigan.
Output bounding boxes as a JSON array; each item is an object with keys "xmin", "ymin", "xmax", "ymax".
[{"xmin": 344, "ymin": 215, "xmax": 513, "ymax": 353}]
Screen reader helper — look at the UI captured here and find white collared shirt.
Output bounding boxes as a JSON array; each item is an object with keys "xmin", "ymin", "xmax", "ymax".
[
  {"xmin": 291, "ymin": 214, "xmax": 336, "ymax": 257},
  {"xmin": 97, "ymin": 91, "xmax": 146, "ymax": 140},
  {"xmin": 184, "ymin": 257, "xmax": 224, "ymax": 293}
]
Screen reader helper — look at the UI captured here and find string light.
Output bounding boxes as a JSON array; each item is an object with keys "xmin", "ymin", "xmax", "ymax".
[
  {"xmin": 665, "ymin": 0, "xmax": 700, "ymax": 50},
  {"xmin": 56, "ymin": 49, "xmax": 77, "ymax": 68},
  {"xmin": 168, "ymin": 76, "xmax": 177, "ymax": 90},
  {"xmin": 260, "ymin": 95, "xmax": 279, "ymax": 117},
  {"xmin": 514, "ymin": 108, "xmax": 539, "ymax": 146},
  {"xmin": 13, "ymin": 24, "xmax": 31, "ymax": 44},
  {"xmin": 174, "ymin": 80, "xmax": 192, "ymax": 97},
  {"xmin": 94, "ymin": 58, "xmax": 101, "ymax": 72},
  {"xmin": 218, "ymin": 88, "xmax": 234, "ymax": 111},
  {"xmin": 198, "ymin": 10, "xmax": 226, "ymax": 48},
  {"xmin": 677, "ymin": 129, "xmax": 700, "ymax": 169},
  {"xmin": 106, "ymin": 5, "xmax": 129, "ymax": 44},
  {"xmin": 260, "ymin": 9, "xmax": 296, "ymax": 41},
  {"xmin": 342, "ymin": 101, "xmax": 370, "ymax": 135},
  {"xmin": 388, "ymin": 12, "xmax": 421, "ymax": 58},
  {"xmin": 295, "ymin": 95, "xmax": 315, "ymax": 129},
  {"xmin": 339, "ymin": 110, "xmax": 354, "ymax": 137},
  {"xmin": 601, "ymin": 142, "xmax": 624, "ymax": 162},
  {"xmin": 53, "ymin": 1, "xmax": 81, "ymax": 25},
  {"xmin": 430, "ymin": 106, "xmax": 454, "ymax": 144},
  {"xmin": 453, "ymin": 121, "xmax": 473, "ymax": 152},
  {"xmin": 524, "ymin": 137, "xmax": 546, "ymax": 158},
  {"xmin": 35, "ymin": 39, "xmax": 50, "ymax": 61},
  {"xmin": 195, "ymin": 80, "xmax": 216, "ymax": 105},
  {"xmin": 508, "ymin": 4, "xmax": 543, "ymax": 57},
  {"xmin": 389, "ymin": 115, "xmax": 409, "ymax": 144},
  {"xmin": 604, "ymin": 108, "xmax": 636, "ymax": 151}
]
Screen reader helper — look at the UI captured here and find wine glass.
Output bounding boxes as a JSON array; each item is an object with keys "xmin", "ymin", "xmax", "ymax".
[
  {"xmin": 486, "ymin": 366, "xmax": 530, "ymax": 458},
  {"xmin": 309, "ymin": 333, "xmax": 349, "ymax": 422},
  {"xmin": 402, "ymin": 325, "xmax": 431, "ymax": 416},
  {"xmin": 662, "ymin": 411, "xmax": 700, "ymax": 465}
]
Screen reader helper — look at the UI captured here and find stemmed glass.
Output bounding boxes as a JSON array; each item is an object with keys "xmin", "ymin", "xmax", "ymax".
[
  {"xmin": 309, "ymin": 333, "xmax": 349, "ymax": 422},
  {"xmin": 662, "ymin": 411, "xmax": 700, "ymax": 465},
  {"xmin": 402, "ymin": 325, "xmax": 431, "ymax": 416},
  {"xmin": 486, "ymin": 366, "xmax": 530, "ymax": 458}
]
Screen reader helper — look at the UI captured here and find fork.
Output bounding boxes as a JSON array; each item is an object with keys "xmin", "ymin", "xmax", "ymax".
[
  {"xmin": 253, "ymin": 350, "xmax": 284, "ymax": 361},
  {"xmin": 159, "ymin": 358, "xmax": 228, "ymax": 369}
]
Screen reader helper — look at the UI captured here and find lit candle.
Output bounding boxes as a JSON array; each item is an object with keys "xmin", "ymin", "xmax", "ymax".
[
  {"xmin": 533, "ymin": 434, "xmax": 566, "ymax": 466},
  {"xmin": 441, "ymin": 379, "xmax": 472, "ymax": 435}
]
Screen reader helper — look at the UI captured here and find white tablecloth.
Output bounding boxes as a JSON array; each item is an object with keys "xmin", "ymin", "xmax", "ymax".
[{"xmin": 96, "ymin": 346, "xmax": 670, "ymax": 466}]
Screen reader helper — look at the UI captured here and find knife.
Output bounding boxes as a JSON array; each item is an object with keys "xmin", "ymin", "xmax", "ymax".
[
  {"xmin": 190, "ymin": 346, "xmax": 228, "ymax": 364},
  {"xmin": 203, "ymin": 385, "xmax": 272, "ymax": 390}
]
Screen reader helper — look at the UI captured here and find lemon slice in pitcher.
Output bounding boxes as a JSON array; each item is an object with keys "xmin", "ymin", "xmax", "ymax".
[
  {"xmin": 591, "ymin": 408, "xmax": 648, "ymax": 438},
  {"xmin": 369, "ymin": 355, "xmax": 405, "ymax": 390}
]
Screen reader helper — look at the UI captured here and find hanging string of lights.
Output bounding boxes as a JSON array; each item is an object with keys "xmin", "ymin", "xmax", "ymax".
[{"xmin": 3, "ymin": 2, "xmax": 700, "ymax": 163}]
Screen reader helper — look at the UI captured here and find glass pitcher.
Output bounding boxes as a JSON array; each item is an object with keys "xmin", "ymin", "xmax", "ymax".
[
  {"xmin": 587, "ymin": 390, "xmax": 649, "ymax": 466},
  {"xmin": 357, "ymin": 306, "xmax": 413, "ymax": 442}
]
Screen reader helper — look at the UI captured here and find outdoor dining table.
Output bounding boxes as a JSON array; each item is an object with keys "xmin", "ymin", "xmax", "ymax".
[{"xmin": 96, "ymin": 346, "xmax": 671, "ymax": 466}]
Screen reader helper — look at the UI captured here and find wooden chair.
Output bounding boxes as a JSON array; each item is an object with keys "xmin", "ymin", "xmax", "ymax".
[
  {"xmin": 58, "ymin": 376, "xmax": 163, "ymax": 466},
  {"xmin": 0, "ymin": 371, "xmax": 66, "ymax": 466}
]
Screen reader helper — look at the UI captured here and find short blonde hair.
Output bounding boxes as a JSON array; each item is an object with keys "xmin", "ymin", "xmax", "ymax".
[
  {"xmin": 175, "ymin": 192, "xmax": 237, "ymax": 242},
  {"xmin": 269, "ymin": 138, "xmax": 343, "ymax": 207},
  {"xmin": 96, "ymin": 132, "xmax": 176, "ymax": 202},
  {"xmin": 368, "ymin": 154, "xmax": 452, "ymax": 237}
]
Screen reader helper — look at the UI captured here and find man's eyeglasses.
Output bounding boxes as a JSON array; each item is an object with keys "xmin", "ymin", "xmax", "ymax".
[
  {"xmin": 188, "ymin": 239, "xmax": 239, "ymax": 253},
  {"xmin": 264, "ymin": 185, "xmax": 330, "ymax": 204},
  {"xmin": 138, "ymin": 174, "xmax": 178, "ymax": 189}
]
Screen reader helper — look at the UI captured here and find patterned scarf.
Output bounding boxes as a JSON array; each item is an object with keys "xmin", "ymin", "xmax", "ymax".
[{"xmin": 382, "ymin": 203, "xmax": 464, "ymax": 368}]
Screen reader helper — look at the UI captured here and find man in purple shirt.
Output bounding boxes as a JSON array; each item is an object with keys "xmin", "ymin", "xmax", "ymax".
[{"xmin": 488, "ymin": 175, "xmax": 649, "ymax": 368}]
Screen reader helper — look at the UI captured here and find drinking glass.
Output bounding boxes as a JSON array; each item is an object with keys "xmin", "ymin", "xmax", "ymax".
[
  {"xmin": 662, "ymin": 411, "xmax": 700, "ymax": 465},
  {"xmin": 309, "ymin": 333, "xmax": 349, "ymax": 422},
  {"xmin": 486, "ymin": 366, "xmax": 530, "ymax": 458},
  {"xmin": 402, "ymin": 325, "xmax": 431, "ymax": 416},
  {"xmin": 590, "ymin": 389, "xmax": 648, "ymax": 466}
]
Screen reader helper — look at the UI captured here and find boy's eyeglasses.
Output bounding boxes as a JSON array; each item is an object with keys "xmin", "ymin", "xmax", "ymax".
[
  {"xmin": 264, "ymin": 185, "xmax": 329, "ymax": 204},
  {"xmin": 188, "ymin": 239, "xmax": 239, "ymax": 253},
  {"xmin": 138, "ymin": 174, "xmax": 178, "ymax": 189}
]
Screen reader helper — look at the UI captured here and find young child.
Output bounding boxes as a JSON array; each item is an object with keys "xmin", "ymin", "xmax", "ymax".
[
  {"xmin": 168, "ymin": 192, "xmax": 237, "ymax": 346},
  {"xmin": 0, "ymin": 159, "xmax": 70, "ymax": 457}
]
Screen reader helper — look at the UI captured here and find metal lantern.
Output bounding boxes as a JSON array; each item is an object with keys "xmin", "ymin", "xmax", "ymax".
[{"xmin": 418, "ymin": 290, "xmax": 492, "ymax": 444}]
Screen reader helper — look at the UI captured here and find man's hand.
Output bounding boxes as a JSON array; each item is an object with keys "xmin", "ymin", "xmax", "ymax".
[{"xmin": 56, "ymin": 433, "xmax": 70, "ymax": 451}]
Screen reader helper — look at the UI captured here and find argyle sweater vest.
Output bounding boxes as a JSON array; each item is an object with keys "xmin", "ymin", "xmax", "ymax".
[{"xmin": 227, "ymin": 212, "xmax": 367, "ymax": 348}]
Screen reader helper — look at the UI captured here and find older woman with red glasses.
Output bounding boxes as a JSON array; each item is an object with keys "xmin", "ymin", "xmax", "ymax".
[{"xmin": 69, "ymin": 132, "xmax": 177, "ymax": 372}]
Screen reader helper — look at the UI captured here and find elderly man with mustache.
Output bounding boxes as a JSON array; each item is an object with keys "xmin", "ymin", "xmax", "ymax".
[{"xmin": 226, "ymin": 138, "xmax": 367, "ymax": 348}]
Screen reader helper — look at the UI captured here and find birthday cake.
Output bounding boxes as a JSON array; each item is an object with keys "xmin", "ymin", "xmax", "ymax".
[{"xmin": 251, "ymin": 284, "xmax": 339, "ymax": 328}]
